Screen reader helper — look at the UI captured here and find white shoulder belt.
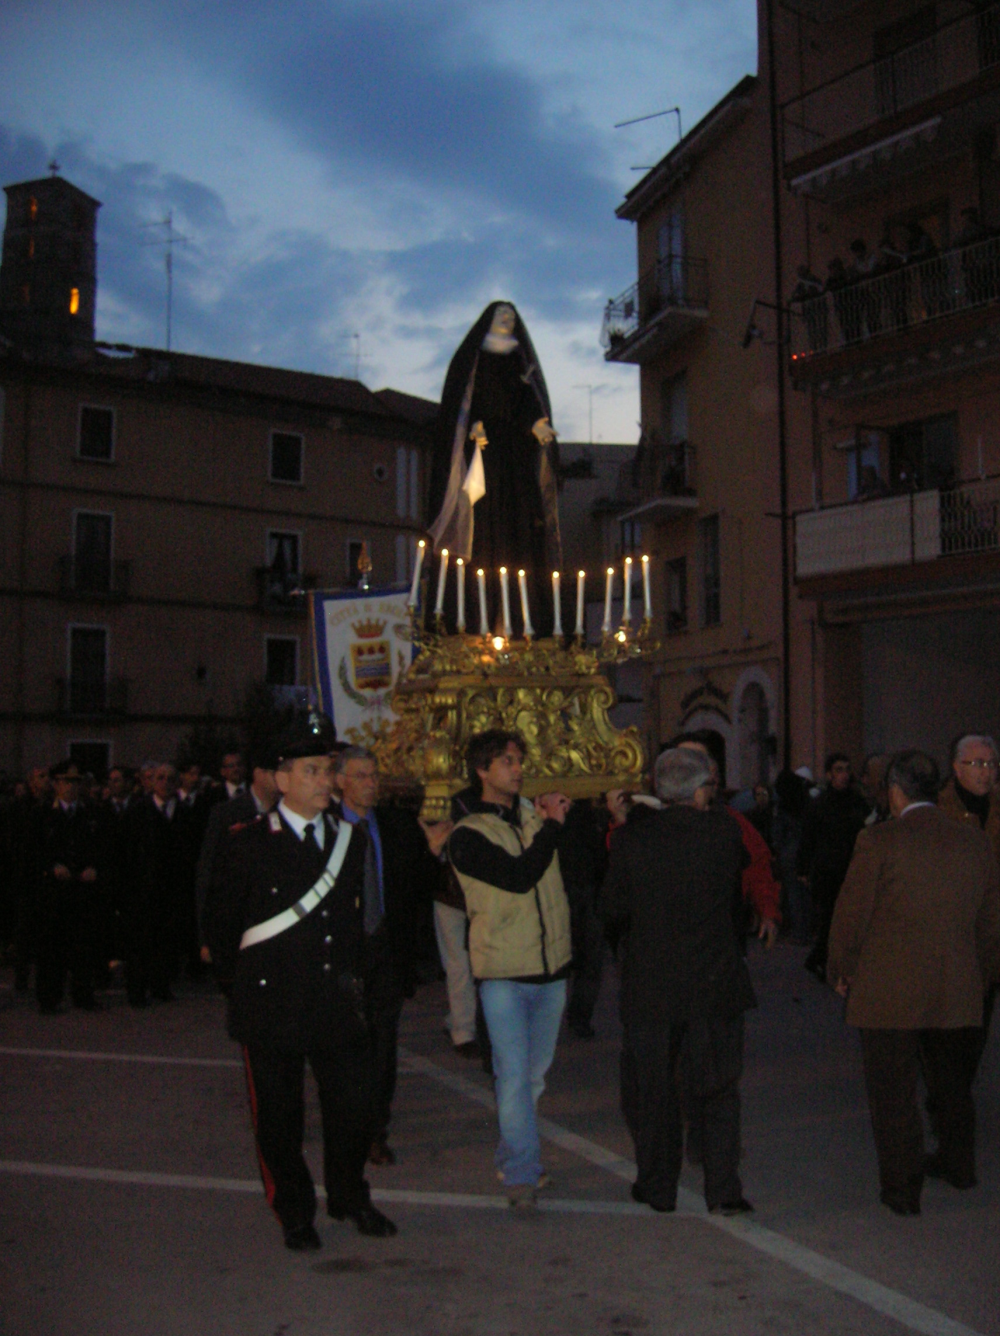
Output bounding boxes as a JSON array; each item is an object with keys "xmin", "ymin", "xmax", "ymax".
[{"xmin": 239, "ymin": 818, "xmax": 353, "ymax": 951}]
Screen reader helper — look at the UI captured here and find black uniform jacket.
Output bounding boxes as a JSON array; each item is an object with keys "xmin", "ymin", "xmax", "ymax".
[
  {"xmin": 28, "ymin": 800, "xmax": 106, "ymax": 887},
  {"xmin": 599, "ymin": 804, "xmax": 755, "ymax": 1027},
  {"xmin": 204, "ymin": 808, "xmax": 368, "ymax": 1051}
]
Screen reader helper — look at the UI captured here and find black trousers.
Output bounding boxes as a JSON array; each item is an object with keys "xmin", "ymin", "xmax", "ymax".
[
  {"xmin": 566, "ymin": 885, "xmax": 605, "ymax": 1029},
  {"xmin": 860, "ymin": 1027, "xmax": 977, "ymax": 1203},
  {"xmin": 364, "ymin": 930, "xmax": 404, "ymax": 1144},
  {"xmin": 242, "ymin": 1040, "xmax": 373, "ymax": 1232},
  {"xmin": 622, "ymin": 1014, "xmax": 744, "ymax": 1210},
  {"xmin": 34, "ymin": 880, "xmax": 97, "ymax": 1009}
]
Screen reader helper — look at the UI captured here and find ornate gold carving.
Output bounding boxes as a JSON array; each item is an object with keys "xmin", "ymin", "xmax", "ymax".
[{"xmin": 347, "ymin": 625, "xmax": 646, "ymax": 820}]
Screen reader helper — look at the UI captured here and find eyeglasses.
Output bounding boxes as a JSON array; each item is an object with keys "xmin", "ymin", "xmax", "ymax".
[{"xmin": 958, "ymin": 758, "xmax": 998, "ymax": 771}]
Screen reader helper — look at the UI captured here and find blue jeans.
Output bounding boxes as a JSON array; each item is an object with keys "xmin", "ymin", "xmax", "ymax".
[{"xmin": 479, "ymin": 978, "xmax": 567, "ymax": 1186}]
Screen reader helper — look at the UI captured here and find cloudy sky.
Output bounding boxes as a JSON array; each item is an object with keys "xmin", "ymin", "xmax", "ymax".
[{"xmin": 0, "ymin": 0, "xmax": 757, "ymax": 442}]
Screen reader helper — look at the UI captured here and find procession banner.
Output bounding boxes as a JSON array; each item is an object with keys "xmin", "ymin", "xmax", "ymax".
[{"xmin": 310, "ymin": 586, "xmax": 414, "ymax": 743}]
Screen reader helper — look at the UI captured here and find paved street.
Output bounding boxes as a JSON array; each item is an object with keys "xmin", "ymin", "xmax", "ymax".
[{"xmin": 1, "ymin": 941, "xmax": 997, "ymax": 1336}]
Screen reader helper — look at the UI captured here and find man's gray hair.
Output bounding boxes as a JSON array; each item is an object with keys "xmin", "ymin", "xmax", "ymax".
[
  {"xmin": 331, "ymin": 745, "xmax": 377, "ymax": 776},
  {"xmin": 952, "ymin": 733, "xmax": 999, "ymax": 765},
  {"xmin": 654, "ymin": 747, "xmax": 715, "ymax": 803}
]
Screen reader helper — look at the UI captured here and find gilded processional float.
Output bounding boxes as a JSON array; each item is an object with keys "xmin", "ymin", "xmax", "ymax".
[{"xmin": 316, "ymin": 302, "xmax": 659, "ymax": 820}]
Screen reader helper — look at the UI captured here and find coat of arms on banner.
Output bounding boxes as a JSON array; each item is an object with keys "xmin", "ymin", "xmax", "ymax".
[
  {"xmin": 347, "ymin": 618, "xmax": 392, "ymax": 694},
  {"xmin": 312, "ymin": 588, "xmax": 413, "ymax": 742}
]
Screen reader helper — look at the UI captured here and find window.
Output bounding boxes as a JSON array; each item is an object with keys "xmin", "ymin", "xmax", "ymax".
[
  {"xmin": 661, "ymin": 372, "xmax": 688, "ymax": 444},
  {"xmin": 889, "ymin": 413, "xmax": 957, "ymax": 491},
  {"xmin": 396, "ymin": 447, "xmax": 408, "ymax": 518},
  {"xmin": 78, "ymin": 405, "xmax": 114, "ymax": 462},
  {"xmin": 68, "ymin": 741, "xmax": 110, "ymax": 778},
  {"xmin": 409, "ymin": 448, "xmax": 420, "ymax": 520},
  {"xmin": 266, "ymin": 530, "xmax": 300, "ymax": 574},
  {"xmin": 69, "ymin": 288, "xmax": 80, "ymax": 315},
  {"xmin": 265, "ymin": 636, "xmax": 298, "ymax": 686},
  {"xmin": 874, "ymin": 7, "xmax": 938, "ymax": 117},
  {"xmin": 666, "ymin": 557, "xmax": 688, "ymax": 634},
  {"xmin": 699, "ymin": 515, "xmax": 721, "ymax": 627},
  {"xmin": 29, "ymin": 196, "xmax": 37, "ymax": 222},
  {"xmin": 68, "ymin": 625, "xmax": 107, "ymax": 713},
  {"xmin": 658, "ymin": 205, "xmax": 685, "ymax": 302},
  {"xmin": 396, "ymin": 533, "xmax": 410, "ymax": 585},
  {"xmin": 346, "ymin": 539, "xmax": 365, "ymax": 586},
  {"xmin": 269, "ymin": 431, "xmax": 304, "ymax": 483},
  {"xmin": 73, "ymin": 511, "xmax": 113, "ymax": 592},
  {"xmin": 620, "ymin": 518, "xmax": 642, "ymax": 554}
]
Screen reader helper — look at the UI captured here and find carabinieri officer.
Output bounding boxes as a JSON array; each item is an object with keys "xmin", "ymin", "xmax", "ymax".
[{"xmin": 204, "ymin": 711, "xmax": 397, "ymax": 1250}]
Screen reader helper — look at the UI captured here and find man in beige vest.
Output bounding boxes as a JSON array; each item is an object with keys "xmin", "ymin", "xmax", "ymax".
[
  {"xmin": 828, "ymin": 749, "xmax": 1000, "ymax": 1216},
  {"xmin": 449, "ymin": 729, "xmax": 571, "ymax": 1209}
]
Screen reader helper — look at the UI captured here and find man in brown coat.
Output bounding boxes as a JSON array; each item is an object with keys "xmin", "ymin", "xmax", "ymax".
[{"xmin": 828, "ymin": 750, "xmax": 1000, "ymax": 1215}]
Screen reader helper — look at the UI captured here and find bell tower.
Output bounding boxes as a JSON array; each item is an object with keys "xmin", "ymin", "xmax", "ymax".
[{"xmin": 0, "ymin": 169, "xmax": 101, "ymax": 360}]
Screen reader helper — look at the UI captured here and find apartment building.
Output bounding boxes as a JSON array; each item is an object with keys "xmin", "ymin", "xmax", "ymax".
[
  {"xmin": 602, "ymin": 75, "xmax": 787, "ymax": 788},
  {"xmin": 777, "ymin": 0, "xmax": 1000, "ymax": 767},
  {"xmin": 605, "ymin": 0, "xmax": 1000, "ymax": 779},
  {"xmin": 0, "ymin": 174, "xmax": 434, "ymax": 776}
]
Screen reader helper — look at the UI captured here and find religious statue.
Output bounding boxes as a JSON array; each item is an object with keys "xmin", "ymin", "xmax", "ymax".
[{"xmin": 427, "ymin": 301, "xmax": 562, "ymax": 636}]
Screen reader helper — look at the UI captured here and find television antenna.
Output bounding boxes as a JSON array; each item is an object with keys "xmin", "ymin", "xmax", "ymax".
[
  {"xmin": 141, "ymin": 210, "xmax": 189, "ymax": 351},
  {"xmin": 615, "ymin": 106, "xmax": 682, "ymax": 170}
]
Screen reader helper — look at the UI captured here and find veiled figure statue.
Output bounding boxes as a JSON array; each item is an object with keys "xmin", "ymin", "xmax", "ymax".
[{"xmin": 427, "ymin": 301, "xmax": 563, "ymax": 636}]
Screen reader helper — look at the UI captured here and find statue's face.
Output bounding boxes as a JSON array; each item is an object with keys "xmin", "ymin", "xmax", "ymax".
[{"xmin": 489, "ymin": 304, "xmax": 516, "ymax": 339}]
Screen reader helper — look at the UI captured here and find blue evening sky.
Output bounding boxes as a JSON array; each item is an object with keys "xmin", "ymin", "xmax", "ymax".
[{"xmin": 0, "ymin": 1, "xmax": 757, "ymax": 442}]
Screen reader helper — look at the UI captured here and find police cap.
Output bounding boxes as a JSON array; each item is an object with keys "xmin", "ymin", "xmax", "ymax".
[{"xmin": 275, "ymin": 709, "xmax": 337, "ymax": 763}]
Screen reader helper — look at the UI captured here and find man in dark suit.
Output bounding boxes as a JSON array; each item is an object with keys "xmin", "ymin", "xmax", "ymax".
[
  {"xmin": 331, "ymin": 745, "xmax": 445, "ymax": 1165},
  {"xmin": 203, "ymin": 714, "xmax": 396, "ymax": 1251},
  {"xmin": 829, "ymin": 749, "xmax": 1000, "ymax": 1215},
  {"xmin": 195, "ymin": 752, "xmax": 279, "ymax": 970},
  {"xmin": 26, "ymin": 760, "xmax": 105, "ymax": 1013},
  {"xmin": 120, "ymin": 762, "xmax": 201, "ymax": 1006},
  {"xmin": 599, "ymin": 747, "xmax": 755, "ymax": 1216}
]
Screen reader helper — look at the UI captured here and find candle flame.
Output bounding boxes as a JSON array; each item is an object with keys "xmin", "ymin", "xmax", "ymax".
[
  {"xmin": 456, "ymin": 557, "xmax": 464, "ymax": 566},
  {"xmin": 641, "ymin": 554, "xmax": 649, "ymax": 564},
  {"xmin": 578, "ymin": 570, "xmax": 585, "ymax": 578},
  {"xmin": 418, "ymin": 540, "xmax": 426, "ymax": 549},
  {"xmin": 606, "ymin": 567, "xmax": 614, "ymax": 576},
  {"xmin": 518, "ymin": 569, "xmax": 525, "ymax": 577},
  {"xmin": 625, "ymin": 556, "xmax": 633, "ymax": 566},
  {"xmin": 477, "ymin": 568, "xmax": 484, "ymax": 576},
  {"xmin": 615, "ymin": 629, "xmax": 628, "ymax": 643},
  {"xmin": 491, "ymin": 635, "xmax": 506, "ymax": 651},
  {"xmin": 499, "ymin": 566, "xmax": 507, "ymax": 574},
  {"xmin": 441, "ymin": 548, "xmax": 449, "ymax": 557}
]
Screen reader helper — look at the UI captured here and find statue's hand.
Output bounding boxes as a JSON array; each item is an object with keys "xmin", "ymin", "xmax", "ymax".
[
  {"xmin": 532, "ymin": 416, "xmax": 556, "ymax": 446},
  {"xmin": 469, "ymin": 420, "xmax": 488, "ymax": 449}
]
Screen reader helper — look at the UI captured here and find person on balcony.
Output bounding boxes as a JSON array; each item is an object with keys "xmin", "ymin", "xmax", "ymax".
[
  {"xmin": 905, "ymin": 222, "xmax": 946, "ymax": 317},
  {"xmin": 955, "ymin": 208, "xmax": 992, "ymax": 306},
  {"xmin": 848, "ymin": 239, "xmax": 881, "ymax": 337},
  {"xmin": 875, "ymin": 228, "xmax": 909, "ymax": 332},
  {"xmin": 826, "ymin": 256, "xmax": 859, "ymax": 345}
]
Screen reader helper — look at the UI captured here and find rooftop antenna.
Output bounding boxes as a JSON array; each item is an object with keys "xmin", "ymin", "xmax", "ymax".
[
  {"xmin": 48, "ymin": 158, "xmax": 61, "ymax": 176},
  {"xmin": 140, "ymin": 210, "xmax": 189, "ymax": 351},
  {"xmin": 337, "ymin": 332, "xmax": 362, "ymax": 380},
  {"xmin": 573, "ymin": 382, "xmax": 606, "ymax": 445},
  {"xmin": 615, "ymin": 106, "xmax": 682, "ymax": 170}
]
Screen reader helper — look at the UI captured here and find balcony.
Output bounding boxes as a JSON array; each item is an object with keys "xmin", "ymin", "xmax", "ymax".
[
  {"xmin": 56, "ymin": 676, "xmax": 129, "ymax": 718},
  {"xmin": 601, "ymin": 256, "xmax": 709, "ymax": 364},
  {"xmin": 58, "ymin": 555, "xmax": 131, "ymax": 600},
  {"xmin": 255, "ymin": 567, "xmax": 317, "ymax": 615},
  {"xmin": 782, "ymin": 3, "xmax": 1000, "ymax": 193},
  {"xmin": 795, "ymin": 476, "xmax": 1000, "ymax": 581},
  {"xmin": 789, "ymin": 236, "xmax": 1000, "ymax": 396},
  {"xmin": 619, "ymin": 439, "xmax": 699, "ymax": 525}
]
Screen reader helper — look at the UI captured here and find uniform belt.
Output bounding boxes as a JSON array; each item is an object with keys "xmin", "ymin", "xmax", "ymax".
[{"xmin": 239, "ymin": 820, "xmax": 353, "ymax": 950}]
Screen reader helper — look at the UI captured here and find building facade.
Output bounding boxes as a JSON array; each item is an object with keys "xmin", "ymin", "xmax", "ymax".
[
  {"xmin": 0, "ymin": 175, "xmax": 434, "ymax": 776},
  {"xmin": 605, "ymin": 0, "xmax": 1000, "ymax": 781}
]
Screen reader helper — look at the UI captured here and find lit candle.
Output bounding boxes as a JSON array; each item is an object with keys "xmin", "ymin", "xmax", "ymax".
[
  {"xmin": 552, "ymin": 571, "xmax": 563, "ymax": 637},
  {"xmin": 575, "ymin": 570, "xmax": 585, "ymax": 637},
  {"xmin": 455, "ymin": 558, "xmax": 466, "ymax": 631},
  {"xmin": 499, "ymin": 567, "xmax": 512, "ymax": 638},
  {"xmin": 434, "ymin": 549, "xmax": 449, "ymax": 616},
  {"xmin": 623, "ymin": 557, "xmax": 633, "ymax": 625},
  {"xmin": 407, "ymin": 539, "xmax": 426, "ymax": 608},
  {"xmin": 477, "ymin": 568, "xmax": 489, "ymax": 635},
  {"xmin": 602, "ymin": 566, "xmax": 614, "ymax": 633},
  {"xmin": 641, "ymin": 554, "xmax": 652, "ymax": 620},
  {"xmin": 518, "ymin": 569, "xmax": 534, "ymax": 638}
]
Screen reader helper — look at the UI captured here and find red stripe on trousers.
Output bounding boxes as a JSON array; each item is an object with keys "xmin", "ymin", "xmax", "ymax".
[{"xmin": 242, "ymin": 1045, "xmax": 278, "ymax": 1214}]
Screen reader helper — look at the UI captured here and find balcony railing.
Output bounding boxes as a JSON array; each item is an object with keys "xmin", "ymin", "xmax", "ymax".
[
  {"xmin": 782, "ymin": 3, "xmax": 1000, "ymax": 167},
  {"xmin": 56, "ymin": 676, "xmax": 129, "ymax": 717},
  {"xmin": 795, "ymin": 477, "xmax": 1000, "ymax": 579},
  {"xmin": 790, "ymin": 234, "xmax": 1000, "ymax": 365},
  {"xmin": 255, "ymin": 568, "xmax": 317, "ymax": 615},
  {"xmin": 58, "ymin": 554, "xmax": 132, "ymax": 599},
  {"xmin": 601, "ymin": 255, "xmax": 709, "ymax": 358}
]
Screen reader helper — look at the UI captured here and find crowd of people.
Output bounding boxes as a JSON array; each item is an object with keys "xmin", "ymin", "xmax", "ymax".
[
  {"xmin": 790, "ymin": 209, "xmax": 1000, "ymax": 353},
  {"xmin": 1, "ymin": 721, "xmax": 997, "ymax": 1245}
]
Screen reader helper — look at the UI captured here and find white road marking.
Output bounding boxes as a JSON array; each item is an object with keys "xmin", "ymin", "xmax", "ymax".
[
  {"xmin": 0, "ymin": 1046, "xmax": 242, "ymax": 1068},
  {"xmin": 1, "ymin": 1044, "xmax": 986, "ymax": 1336},
  {"xmin": 397, "ymin": 1049, "xmax": 986, "ymax": 1336},
  {"xmin": 0, "ymin": 1160, "xmax": 646, "ymax": 1217}
]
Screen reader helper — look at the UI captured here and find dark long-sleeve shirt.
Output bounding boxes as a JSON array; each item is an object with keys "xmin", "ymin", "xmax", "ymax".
[{"xmin": 448, "ymin": 798, "xmax": 563, "ymax": 895}]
